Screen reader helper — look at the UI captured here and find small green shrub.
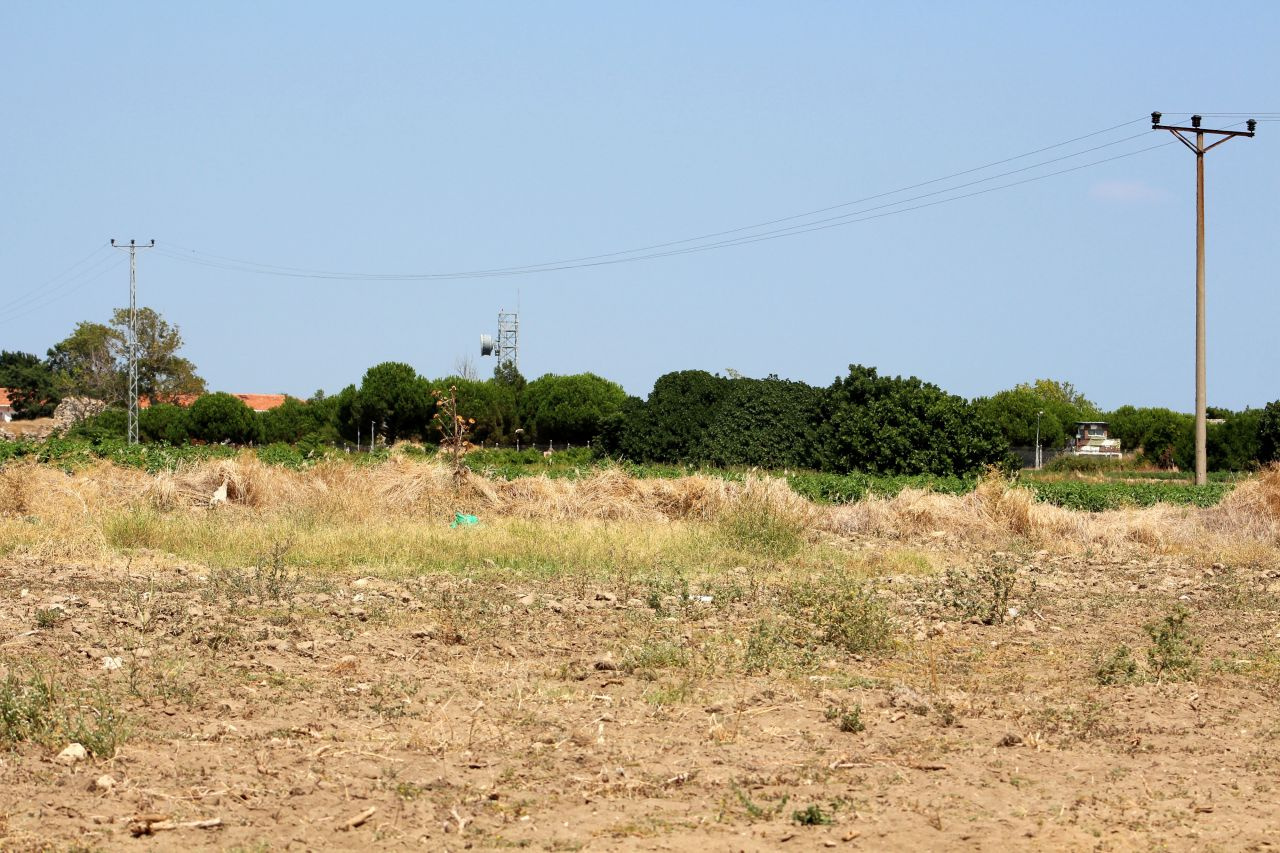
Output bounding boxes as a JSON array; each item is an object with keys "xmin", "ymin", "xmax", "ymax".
[
  {"xmin": 1145, "ymin": 605, "xmax": 1201, "ymax": 682},
  {"xmin": 0, "ymin": 670, "xmax": 128, "ymax": 757},
  {"xmin": 784, "ymin": 570, "xmax": 894, "ymax": 654},
  {"xmin": 34, "ymin": 608, "xmax": 62, "ymax": 630},
  {"xmin": 1095, "ymin": 644, "xmax": 1142, "ymax": 686},
  {"xmin": 792, "ymin": 804, "xmax": 833, "ymax": 826},
  {"xmin": 824, "ymin": 703, "xmax": 864, "ymax": 733},
  {"xmin": 939, "ymin": 554, "xmax": 1032, "ymax": 625}
]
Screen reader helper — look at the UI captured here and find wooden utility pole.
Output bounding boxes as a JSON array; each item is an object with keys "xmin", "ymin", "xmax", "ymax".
[
  {"xmin": 110, "ymin": 239, "xmax": 155, "ymax": 445},
  {"xmin": 1150, "ymin": 113, "xmax": 1256, "ymax": 486}
]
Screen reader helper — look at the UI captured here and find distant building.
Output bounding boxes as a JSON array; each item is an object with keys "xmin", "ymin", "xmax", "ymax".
[
  {"xmin": 0, "ymin": 388, "xmax": 12, "ymax": 422},
  {"xmin": 1068, "ymin": 421, "xmax": 1122, "ymax": 457},
  {"xmin": 139, "ymin": 393, "xmax": 289, "ymax": 412}
]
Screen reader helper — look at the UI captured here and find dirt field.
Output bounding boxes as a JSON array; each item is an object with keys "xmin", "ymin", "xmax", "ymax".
[{"xmin": 1, "ymin": 458, "xmax": 1278, "ymax": 851}]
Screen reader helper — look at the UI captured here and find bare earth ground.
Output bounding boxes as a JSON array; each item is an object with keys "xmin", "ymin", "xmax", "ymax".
[{"xmin": 1, "ymin": 461, "xmax": 1279, "ymax": 851}]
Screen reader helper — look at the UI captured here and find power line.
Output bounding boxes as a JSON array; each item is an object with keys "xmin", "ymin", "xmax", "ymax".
[
  {"xmin": 0, "ymin": 244, "xmax": 113, "ymax": 315},
  {"xmin": 0, "ymin": 251, "xmax": 124, "ymax": 326},
  {"xmin": 155, "ymin": 128, "xmax": 1181, "ymax": 281},
  {"xmin": 156, "ymin": 117, "xmax": 1158, "ymax": 280},
  {"xmin": 147, "ymin": 116, "xmax": 1154, "ymax": 280}
]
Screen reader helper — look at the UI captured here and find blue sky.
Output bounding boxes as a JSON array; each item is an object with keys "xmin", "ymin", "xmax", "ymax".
[{"xmin": 2, "ymin": 2, "xmax": 1277, "ymax": 410}]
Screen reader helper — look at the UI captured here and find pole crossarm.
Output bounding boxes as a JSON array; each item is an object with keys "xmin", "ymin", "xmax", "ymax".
[{"xmin": 1153, "ymin": 123, "xmax": 1255, "ymax": 139}]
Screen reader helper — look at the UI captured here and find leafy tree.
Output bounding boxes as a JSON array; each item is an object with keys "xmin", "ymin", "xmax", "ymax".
[
  {"xmin": 66, "ymin": 407, "xmax": 127, "ymax": 441},
  {"xmin": 0, "ymin": 351, "xmax": 59, "ymax": 418},
  {"xmin": 346, "ymin": 362, "xmax": 431, "ymax": 443},
  {"xmin": 188, "ymin": 392, "xmax": 260, "ymax": 444},
  {"xmin": 139, "ymin": 403, "xmax": 191, "ymax": 444},
  {"xmin": 47, "ymin": 322, "xmax": 124, "ymax": 402},
  {"xmin": 819, "ymin": 365, "xmax": 1006, "ymax": 476},
  {"xmin": 425, "ymin": 376, "xmax": 516, "ymax": 445},
  {"xmin": 109, "ymin": 307, "xmax": 206, "ymax": 402},
  {"xmin": 1015, "ymin": 378, "xmax": 1099, "ymax": 416},
  {"xmin": 973, "ymin": 388, "xmax": 1067, "ymax": 450},
  {"xmin": 1107, "ymin": 406, "xmax": 1189, "ymax": 467},
  {"xmin": 258, "ymin": 396, "xmax": 323, "ymax": 444},
  {"xmin": 492, "ymin": 361, "xmax": 527, "ymax": 393},
  {"xmin": 519, "ymin": 373, "xmax": 627, "ymax": 446},
  {"xmin": 698, "ymin": 375, "xmax": 823, "ymax": 469},
  {"xmin": 1258, "ymin": 401, "xmax": 1280, "ymax": 465},
  {"xmin": 615, "ymin": 370, "xmax": 731, "ymax": 462},
  {"xmin": 47, "ymin": 308, "xmax": 204, "ymax": 405}
]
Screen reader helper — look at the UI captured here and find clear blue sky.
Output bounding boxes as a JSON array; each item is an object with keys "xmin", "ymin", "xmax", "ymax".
[{"xmin": 2, "ymin": 2, "xmax": 1277, "ymax": 411}]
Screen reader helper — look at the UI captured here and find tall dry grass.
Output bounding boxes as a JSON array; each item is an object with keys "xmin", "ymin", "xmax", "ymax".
[{"xmin": 3, "ymin": 454, "xmax": 1278, "ymax": 568}]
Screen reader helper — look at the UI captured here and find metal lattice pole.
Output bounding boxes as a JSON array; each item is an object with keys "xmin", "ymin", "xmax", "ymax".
[
  {"xmin": 110, "ymin": 239, "xmax": 155, "ymax": 445},
  {"xmin": 1150, "ymin": 114, "xmax": 1256, "ymax": 486}
]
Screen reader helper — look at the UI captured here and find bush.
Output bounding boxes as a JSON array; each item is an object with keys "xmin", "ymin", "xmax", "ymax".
[
  {"xmin": 66, "ymin": 408, "xmax": 127, "ymax": 441},
  {"xmin": 139, "ymin": 403, "xmax": 190, "ymax": 444},
  {"xmin": 187, "ymin": 393, "xmax": 260, "ymax": 444},
  {"xmin": 518, "ymin": 373, "xmax": 626, "ymax": 447},
  {"xmin": 784, "ymin": 570, "xmax": 894, "ymax": 654},
  {"xmin": 1145, "ymin": 605, "xmax": 1200, "ymax": 682},
  {"xmin": 819, "ymin": 365, "xmax": 1007, "ymax": 476}
]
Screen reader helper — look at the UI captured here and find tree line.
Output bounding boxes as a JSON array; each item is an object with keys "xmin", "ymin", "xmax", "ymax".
[{"xmin": 4, "ymin": 307, "xmax": 1279, "ymax": 475}]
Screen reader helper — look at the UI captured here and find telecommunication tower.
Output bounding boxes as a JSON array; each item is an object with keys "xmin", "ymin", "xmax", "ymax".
[{"xmin": 479, "ymin": 309, "xmax": 519, "ymax": 370}]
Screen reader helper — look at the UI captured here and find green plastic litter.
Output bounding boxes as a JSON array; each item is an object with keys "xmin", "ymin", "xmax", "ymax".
[{"xmin": 450, "ymin": 513, "xmax": 479, "ymax": 528}]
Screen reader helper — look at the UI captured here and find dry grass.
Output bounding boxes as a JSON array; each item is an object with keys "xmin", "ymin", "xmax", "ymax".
[{"xmin": 3, "ymin": 455, "xmax": 1279, "ymax": 571}]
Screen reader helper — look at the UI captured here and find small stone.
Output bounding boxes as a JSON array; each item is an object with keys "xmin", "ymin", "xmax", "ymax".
[
  {"xmin": 102, "ymin": 656, "xmax": 123, "ymax": 671},
  {"xmin": 57, "ymin": 743, "xmax": 88, "ymax": 764},
  {"xmin": 997, "ymin": 733, "xmax": 1023, "ymax": 747},
  {"xmin": 517, "ymin": 594, "xmax": 536, "ymax": 607},
  {"xmin": 93, "ymin": 774, "xmax": 116, "ymax": 792},
  {"xmin": 352, "ymin": 577, "xmax": 372, "ymax": 589},
  {"xmin": 349, "ymin": 607, "xmax": 368, "ymax": 620},
  {"xmin": 595, "ymin": 592, "xmax": 616, "ymax": 602},
  {"xmin": 593, "ymin": 659, "xmax": 619, "ymax": 671}
]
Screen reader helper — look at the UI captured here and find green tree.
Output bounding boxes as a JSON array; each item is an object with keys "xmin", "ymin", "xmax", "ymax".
[
  {"xmin": 425, "ymin": 376, "xmax": 516, "ymax": 445},
  {"xmin": 973, "ymin": 388, "xmax": 1067, "ymax": 451},
  {"xmin": 519, "ymin": 373, "xmax": 628, "ymax": 446},
  {"xmin": 109, "ymin": 307, "xmax": 206, "ymax": 403},
  {"xmin": 47, "ymin": 308, "xmax": 204, "ymax": 405},
  {"xmin": 188, "ymin": 393, "xmax": 260, "ymax": 444},
  {"xmin": 615, "ymin": 370, "xmax": 731, "ymax": 462},
  {"xmin": 819, "ymin": 365, "xmax": 1006, "ymax": 476},
  {"xmin": 347, "ymin": 362, "xmax": 431, "ymax": 443},
  {"xmin": 1108, "ymin": 406, "xmax": 1190, "ymax": 467},
  {"xmin": 1258, "ymin": 401, "xmax": 1280, "ymax": 465},
  {"xmin": 259, "ymin": 396, "xmax": 324, "ymax": 444},
  {"xmin": 47, "ymin": 322, "xmax": 124, "ymax": 402},
  {"xmin": 139, "ymin": 403, "xmax": 191, "ymax": 444},
  {"xmin": 0, "ymin": 351, "xmax": 59, "ymax": 418},
  {"xmin": 1015, "ymin": 378, "xmax": 1099, "ymax": 415},
  {"xmin": 699, "ymin": 375, "xmax": 823, "ymax": 469}
]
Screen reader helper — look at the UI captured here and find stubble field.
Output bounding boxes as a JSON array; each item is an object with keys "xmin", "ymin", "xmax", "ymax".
[{"xmin": 1, "ymin": 456, "xmax": 1278, "ymax": 851}]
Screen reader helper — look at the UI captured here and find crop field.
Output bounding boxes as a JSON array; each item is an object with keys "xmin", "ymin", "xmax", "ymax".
[{"xmin": 1, "ymin": 453, "xmax": 1279, "ymax": 850}]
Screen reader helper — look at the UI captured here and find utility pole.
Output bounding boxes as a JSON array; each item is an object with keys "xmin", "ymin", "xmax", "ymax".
[
  {"xmin": 1035, "ymin": 410, "xmax": 1044, "ymax": 470},
  {"xmin": 1150, "ymin": 113, "xmax": 1256, "ymax": 486},
  {"xmin": 110, "ymin": 239, "xmax": 156, "ymax": 445}
]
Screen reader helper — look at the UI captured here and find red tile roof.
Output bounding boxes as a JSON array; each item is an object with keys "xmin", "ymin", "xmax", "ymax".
[{"xmin": 139, "ymin": 393, "xmax": 290, "ymax": 412}]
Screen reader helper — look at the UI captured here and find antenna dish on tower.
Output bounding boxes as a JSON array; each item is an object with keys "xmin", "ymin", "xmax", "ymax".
[{"xmin": 479, "ymin": 334, "xmax": 495, "ymax": 356}]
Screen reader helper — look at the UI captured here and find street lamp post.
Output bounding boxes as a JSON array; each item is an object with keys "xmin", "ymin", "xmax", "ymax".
[{"xmin": 1035, "ymin": 410, "xmax": 1044, "ymax": 470}]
